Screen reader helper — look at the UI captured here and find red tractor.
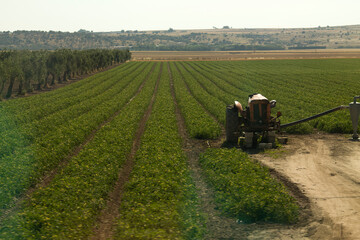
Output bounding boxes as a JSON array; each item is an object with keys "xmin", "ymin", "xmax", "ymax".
[{"xmin": 226, "ymin": 93, "xmax": 355, "ymax": 148}]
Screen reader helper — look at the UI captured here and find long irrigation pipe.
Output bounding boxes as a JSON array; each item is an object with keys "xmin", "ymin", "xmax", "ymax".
[{"xmin": 280, "ymin": 105, "xmax": 349, "ymax": 129}]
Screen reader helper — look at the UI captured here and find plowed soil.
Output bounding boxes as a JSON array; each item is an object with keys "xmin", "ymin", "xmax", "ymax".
[
  {"xmin": 132, "ymin": 50, "xmax": 360, "ymax": 61},
  {"xmin": 252, "ymin": 133, "xmax": 360, "ymax": 239}
]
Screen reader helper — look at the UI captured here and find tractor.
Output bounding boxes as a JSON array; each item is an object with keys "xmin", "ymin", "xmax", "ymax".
[{"xmin": 226, "ymin": 94, "xmax": 360, "ymax": 148}]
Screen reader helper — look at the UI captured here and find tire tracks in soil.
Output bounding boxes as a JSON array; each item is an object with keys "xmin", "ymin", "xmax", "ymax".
[
  {"xmin": 0, "ymin": 63, "xmax": 156, "ymax": 226},
  {"xmin": 90, "ymin": 63, "xmax": 162, "ymax": 240}
]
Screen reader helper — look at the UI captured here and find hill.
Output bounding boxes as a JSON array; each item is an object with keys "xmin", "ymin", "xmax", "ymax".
[{"xmin": 1, "ymin": 25, "xmax": 360, "ymax": 50}]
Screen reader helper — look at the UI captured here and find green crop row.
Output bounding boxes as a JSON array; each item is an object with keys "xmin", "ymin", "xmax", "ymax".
[
  {"xmin": 0, "ymin": 62, "xmax": 147, "ymax": 160},
  {"xmin": 194, "ymin": 59, "xmax": 359, "ymax": 133},
  {"xmin": 199, "ymin": 148, "xmax": 299, "ymax": 223},
  {"xmin": 0, "ymin": 63, "xmax": 161, "ymax": 239},
  {"xmin": 169, "ymin": 62, "xmax": 221, "ymax": 139},
  {"xmin": 1, "ymin": 61, "xmax": 138, "ymax": 126},
  {"xmin": 174, "ymin": 62, "xmax": 226, "ymax": 125},
  {"xmin": 183, "ymin": 62, "xmax": 237, "ymax": 105},
  {"xmin": 115, "ymin": 64, "xmax": 205, "ymax": 239},
  {"xmin": 0, "ymin": 62, "xmax": 153, "ymax": 216}
]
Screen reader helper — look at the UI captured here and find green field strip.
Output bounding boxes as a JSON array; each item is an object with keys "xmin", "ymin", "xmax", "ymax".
[
  {"xmin": 175, "ymin": 62, "xmax": 226, "ymax": 125},
  {"xmin": 0, "ymin": 63, "xmax": 161, "ymax": 239},
  {"xmin": 186, "ymin": 61, "xmax": 246, "ymax": 102},
  {"xmin": 2, "ymin": 61, "xmax": 134, "ymax": 110},
  {"xmin": 169, "ymin": 62, "xmax": 221, "ymax": 139},
  {"xmin": 199, "ymin": 148, "xmax": 299, "ymax": 224},
  {"xmin": 0, "ymin": 62, "xmax": 142, "ymax": 128},
  {"xmin": 0, "ymin": 62, "xmax": 145, "ymax": 159},
  {"xmin": 21, "ymin": 62, "xmax": 150, "ymax": 139},
  {"xmin": 115, "ymin": 63, "xmax": 205, "ymax": 240},
  {"xmin": 194, "ymin": 61, "xmax": 265, "ymax": 102},
  {"xmin": 196, "ymin": 60, "xmax": 359, "ymax": 133},
  {"xmin": 183, "ymin": 62, "xmax": 236, "ymax": 104},
  {"xmin": 0, "ymin": 63, "xmax": 155, "ymax": 218},
  {"xmin": 180, "ymin": 62, "xmax": 230, "ymax": 105},
  {"xmin": 0, "ymin": 62, "xmax": 151, "ymax": 164}
]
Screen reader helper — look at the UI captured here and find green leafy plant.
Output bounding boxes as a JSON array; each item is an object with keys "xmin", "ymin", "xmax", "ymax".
[{"xmin": 199, "ymin": 148, "xmax": 299, "ymax": 223}]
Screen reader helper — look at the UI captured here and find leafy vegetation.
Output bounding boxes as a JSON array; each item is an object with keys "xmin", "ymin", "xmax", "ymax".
[
  {"xmin": 169, "ymin": 62, "xmax": 221, "ymax": 139},
  {"xmin": 0, "ymin": 63, "xmax": 159, "ymax": 239},
  {"xmin": 0, "ymin": 62, "xmax": 152, "ymax": 219},
  {"xmin": 199, "ymin": 148, "xmax": 299, "ymax": 223},
  {"xmin": 175, "ymin": 62, "xmax": 226, "ymax": 124},
  {"xmin": 192, "ymin": 59, "xmax": 360, "ymax": 133},
  {"xmin": 115, "ymin": 63, "xmax": 205, "ymax": 239},
  {"xmin": 1, "ymin": 58, "xmax": 359, "ymax": 238}
]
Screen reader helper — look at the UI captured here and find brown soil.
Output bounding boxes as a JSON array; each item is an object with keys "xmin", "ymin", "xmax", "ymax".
[
  {"xmin": 132, "ymin": 50, "xmax": 360, "ymax": 61},
  {"xmin": 90, "ymin": 63, "xmax": 161, "ymax": 239},
  {"xmin": 251, "ymin": 133, "xmax": 360, "ymax": 239}
]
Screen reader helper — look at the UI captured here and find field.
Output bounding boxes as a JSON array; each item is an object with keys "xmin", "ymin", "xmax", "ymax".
[
  {"xmin": 132, "ymin": 49, "xmax": 360, "ymax": 61},
  {"xmin": 0, "ymin": 59, "xmax": 360, "ymax": 239}
]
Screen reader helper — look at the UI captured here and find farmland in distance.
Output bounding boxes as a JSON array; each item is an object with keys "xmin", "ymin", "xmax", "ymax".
[{"xmin": 0, "ymin": 58, "xmax": 359, "ymax": 239}]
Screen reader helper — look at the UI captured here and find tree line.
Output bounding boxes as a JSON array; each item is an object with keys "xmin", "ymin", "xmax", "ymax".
[{"xmin": 0, "ymin": 49, "xmax": 131, "ymax": 99}]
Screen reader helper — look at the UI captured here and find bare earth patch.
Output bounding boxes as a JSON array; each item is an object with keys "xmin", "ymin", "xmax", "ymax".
[
  {"xmin": 132, "ymin": 50, "xmax": 360, "ymax": 61},
  {"xmin": 252, "ymin": 133, "xmax": 360, "ymax": 239}
]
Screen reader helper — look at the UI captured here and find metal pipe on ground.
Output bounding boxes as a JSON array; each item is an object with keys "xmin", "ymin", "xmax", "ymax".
[
  {"xmin": 280, "ymin": 105, "xmax": 349, "ymax": 129},
  {"xmin": 350, "ymin": 96, "xmax": 360, "ymax": 140}
]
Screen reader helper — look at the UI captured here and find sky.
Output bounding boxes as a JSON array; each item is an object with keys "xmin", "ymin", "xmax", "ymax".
[{"xmin": 1, "ymin": 0, "xmax": 359, "ymax": 32}]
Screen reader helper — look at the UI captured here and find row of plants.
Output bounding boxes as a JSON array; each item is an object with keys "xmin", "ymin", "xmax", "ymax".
[
  {"xmin": 115, "ymin": 64, "xmax": 205, "ymax": 239},
  {"xmin": 199, "ymin": 148, "xmax": 299, "ymax": 223},
  {"xmin": 168, "ymin": 62, "xmax": 221, "ymax": 139},
  {"xmin": 187, "ymin": 59, "xmax": 360, "ymax": 133},
  {"xmin": 0, "ymin": 62, "xmax": 153, "ymax": 217},
  {"xmin": 182, "ymin": 62, "xmax": 237, "ymax": 105},
  {"xmin": 0, "ymin": 62, "xmax": 145, "ymax": 159},
  {"xmin": 174, "ymin": 62, "xmax": 226, "ymax": 125},
  {"xmin": 0, "ymin": 63, "xmax": 161, "ymax": 239},
  {"xmin": 1, "ymin": 61, "xmax": 140, "ymax": 125},
  {"xmin": 0, "ymin": 49, "xmax": 131, "ymax": 99}
]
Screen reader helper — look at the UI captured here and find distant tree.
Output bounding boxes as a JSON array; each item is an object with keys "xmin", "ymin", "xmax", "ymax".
[
  {"xmin": 223, "ymin": 26, "xmax": 230, "ymax": 29},
  {"xmin": 78, "ymin": 29, "xmax": 90, "ymax": 33},
  {"xmin": 20, "ymin": 51, "xmax": 34, "ymax": 94},
  {"xmin": 5, "ymin": 54, "xmax": 23, "ymax": 98},
  {"xmin": 33, "ymin": 51, "xmax": 47, "ymax": 90},
  {"xmin": 0, "ymin": 61, "xmax": 6, "ymax": 100},
  {"xmin": 168, "ymin": 28, "xmax": 174, "ymax": 32}
]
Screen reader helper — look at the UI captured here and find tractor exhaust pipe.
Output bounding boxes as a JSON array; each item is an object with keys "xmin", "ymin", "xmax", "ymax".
[{"xmin": 350, "ymin": 96, "xmax": 360, "ymax": 140}]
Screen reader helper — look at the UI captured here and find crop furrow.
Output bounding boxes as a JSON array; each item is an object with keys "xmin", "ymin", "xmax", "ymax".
[
  {"xmin": 0, "ymin": 63, "xmax": 155, "ymax": 218},
  {"xmin": 2, "ymin": 62, "xmax": 139, "ymax": 124},
  {"xmin": 0, "ymin": 63, "xmax": 149, "ymax": 159},
  {"xmin": 175, "ymin": 62, "xmax": 226, "ymax": 124},
  {"xmin": 90, "ymin": 63, "xmax": 162, "ymax": 240},
  {"xmin": 169, "ymin": 62, "xmax": 221, "ymax": 139},
  {"xmin": 0, "ymin": 63, "xmax": 161, "ymax": 239},
  {"xmin": 114, "ymin": 62, "xmax": 205, "ymax": 239}
]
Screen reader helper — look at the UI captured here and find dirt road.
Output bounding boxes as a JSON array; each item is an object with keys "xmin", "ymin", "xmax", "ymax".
[{"xmin": 255, "ymin": 133, "xmax": 360, "ymax": 239}]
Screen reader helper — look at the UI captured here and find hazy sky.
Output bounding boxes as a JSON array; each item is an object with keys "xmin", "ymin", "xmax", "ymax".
[{"xmin": 1, "ymin": 0, "xmax": 359, "ymax": 32}]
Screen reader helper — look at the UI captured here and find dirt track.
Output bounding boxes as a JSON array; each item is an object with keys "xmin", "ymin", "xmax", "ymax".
[
  {"xmin": 253, "ymin": 133, "xmax": 360, "ymax": 239},
  {"xmin": 132, "ymin": 50, "xmax": 360, "ymax": 61}
]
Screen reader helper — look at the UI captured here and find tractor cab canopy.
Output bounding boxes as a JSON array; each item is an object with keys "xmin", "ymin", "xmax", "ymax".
[
  {"xmin": 247, "ymin": 93, "xmax": 271, "ymax": 127},
  {"xmin": 248, "ymin": 93, "xmax": 269, "ymax": 104}
]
